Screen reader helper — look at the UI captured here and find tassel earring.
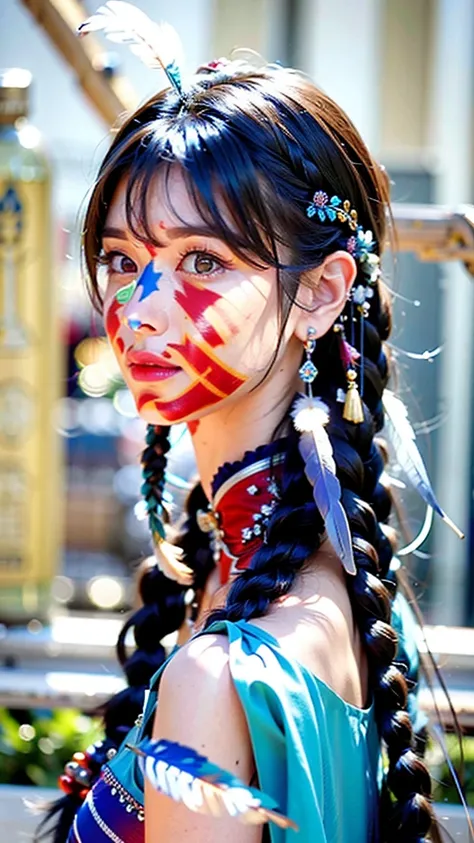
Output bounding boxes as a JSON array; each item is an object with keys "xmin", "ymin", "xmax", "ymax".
[
  {"xmin": 335, "ymin": 320, "xmax": 364, "ymax": 424},
  {"xmin": 293, "ymin": 328, "xmax": 356, "ymax": 575},
  {"xmin": 343, "ymin": 369, "xmax": 364, "ymax": 424}
]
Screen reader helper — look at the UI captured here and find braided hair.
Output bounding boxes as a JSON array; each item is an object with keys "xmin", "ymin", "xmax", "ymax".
[{"xmin": 79, "ymin": 62, "xmax": 437, "ymax": 841}]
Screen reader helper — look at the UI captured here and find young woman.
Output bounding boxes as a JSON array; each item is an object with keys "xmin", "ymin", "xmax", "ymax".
[{"xmin": 46, "ymin": 25, "xmax": 440, "ymax": 843}]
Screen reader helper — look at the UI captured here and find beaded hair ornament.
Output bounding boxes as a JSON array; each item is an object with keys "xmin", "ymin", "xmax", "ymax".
[{"xmin": 307, "ymin": 190, "xmax": 380, "ymax": 425}]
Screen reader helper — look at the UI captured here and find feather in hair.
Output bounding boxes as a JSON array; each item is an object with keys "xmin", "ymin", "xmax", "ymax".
[
  {"xmin": 292, "ymin": 394, "xmax": 356, "ymax": 575},
  {"xmin": 127, "ymin": 738, "xmax": 298, "ymax": 830},
  {"xmin": 78, "ymin": 1, "xmax": 184, "ymax": 95},
  {"xmin": 382, "ymin": 390, "xmax": 464, "ymax": 539},
  {"xmin": 153, "ymin": 536, "xmax": 194, "ymax": 586}
]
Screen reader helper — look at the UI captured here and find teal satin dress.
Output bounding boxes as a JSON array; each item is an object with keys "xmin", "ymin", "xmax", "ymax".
[
  {"xmin": 73, "ymin": 593, "xmax": 421, "ymax": 842},
  {"xmin": 139, "ymin": 617, "xmax": 381, "ymax": 843}
]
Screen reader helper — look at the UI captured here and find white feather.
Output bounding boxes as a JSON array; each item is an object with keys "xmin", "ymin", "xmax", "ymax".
[
  {"xmin": 382, "ymin": 390, "xmax": 463, "ymax": 539},
  {"xmin": 292, "ymin": 395, "xmax": 356, "ymax": 575},
  {"xmin": 78, "ymin": 1, "xmax": 183, "ymax": 88}
]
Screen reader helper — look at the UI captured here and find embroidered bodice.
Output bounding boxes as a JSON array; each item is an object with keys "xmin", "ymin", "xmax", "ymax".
[{"xmin": 196, "ymin": 440, "xmax": 287, "ymax": 583}]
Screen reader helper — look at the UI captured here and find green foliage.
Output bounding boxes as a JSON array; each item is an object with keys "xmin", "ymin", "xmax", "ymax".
[
  {"xmin": 0, "ymin": 707, "xmax": 102, "ymax": 787},
  {"xmin": 429, "ymin": 734, "xmax": 474, "ymax": 807}
]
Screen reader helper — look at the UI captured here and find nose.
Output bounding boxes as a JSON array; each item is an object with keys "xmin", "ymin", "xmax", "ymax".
[{"xmin": 121, "ymin": 261, "xmax": 169, "ymax": 336}]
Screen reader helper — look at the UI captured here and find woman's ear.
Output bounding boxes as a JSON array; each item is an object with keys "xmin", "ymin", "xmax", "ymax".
[{"xmin": 294, "ymin": 250, "xmax": 357, "ymax": 342}]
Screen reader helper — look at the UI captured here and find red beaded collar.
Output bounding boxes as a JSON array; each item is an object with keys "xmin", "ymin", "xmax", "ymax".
[{"xmin": 197, "ymin": 446, "xmax": 286, "ymax": 585}]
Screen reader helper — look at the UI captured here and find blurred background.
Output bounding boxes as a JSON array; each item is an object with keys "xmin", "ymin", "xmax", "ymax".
[{"xmin": 0, "ymin": 0, "xmax": 473, "ymax": 838}]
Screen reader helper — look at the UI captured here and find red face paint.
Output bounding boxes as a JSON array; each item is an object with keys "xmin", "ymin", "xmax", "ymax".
[
  {"xmin": 105, "ymin": 298, "xmax": 121, "ymax": 345},
  {"xmin": 137, "ymin": 381, "xmax": 222, "ymax": 419},
  {"xmin": 174, "ymin": 279, "xmax": 237, "ymax": 348},
  {"xmin": 137, "ymin": 338, "xmax": 247, "ymax": 420},
  {"xmin": 144, "ymin": 243, "xmax": 158, "ymax": 258},
  {"xmin": 106, "ymin": 255, "xmax": 249, "ymax": 424},
  {"xmin": 169, "ymin": 337, "xmax": 246, "ymax": 396},
  {"xmin": 187, "ymin": 419, "xmax": 200, "ymax": 435}
]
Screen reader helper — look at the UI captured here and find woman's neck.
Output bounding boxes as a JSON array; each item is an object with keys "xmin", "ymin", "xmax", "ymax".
[{"xmin": 189, "ymin": 365, "xmax": 298, "ymax": 500}]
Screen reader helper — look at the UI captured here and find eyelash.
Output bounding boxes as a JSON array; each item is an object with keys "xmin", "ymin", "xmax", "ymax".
[{"xmin": 98, "ymin": 248, "xmax": 233, "ymax": 280}]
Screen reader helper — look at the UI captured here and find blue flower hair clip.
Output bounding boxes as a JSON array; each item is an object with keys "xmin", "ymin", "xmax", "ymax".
[{"xmin": 306, "ymin": 190, "xmax": 381, "ymax": 288}]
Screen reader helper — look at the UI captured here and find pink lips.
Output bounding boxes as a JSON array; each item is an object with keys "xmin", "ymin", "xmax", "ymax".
[{"xmin": 125, "ymin": 349, "xmax": 180, "ymax": 382}]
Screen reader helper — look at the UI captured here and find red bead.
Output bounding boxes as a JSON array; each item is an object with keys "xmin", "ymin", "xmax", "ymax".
[
  {"xmin": 73, "ymin": 752, "xmax": 89, "ymax": 768},
  {"xmin": 58, "ymin": 774, "xmax": 75, "ymax": 795},
  {"xmin": 78, "ymin": 788, "xmax": 90, "ymax": 801}
]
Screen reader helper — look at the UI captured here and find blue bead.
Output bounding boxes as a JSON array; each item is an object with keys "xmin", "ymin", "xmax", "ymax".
[{"xmin": 299, "ymin": 360, "xmax": 318, "ymax": 383}]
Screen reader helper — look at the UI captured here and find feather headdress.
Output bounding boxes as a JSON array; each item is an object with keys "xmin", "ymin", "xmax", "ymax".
[
  {"xmin": 292, "ymin": 395, "xmax": 356, "ymax": 575},
  {"xmin": 78, "ymin": 1, "xmax": 184, "ymax": 97},
  {"xmin": 127, "ymin": 738, "xmax": 298, "ymax": 830},
  {"xmin": 382, "ymin": 390, "xmax": 463, "ymax": 539}
]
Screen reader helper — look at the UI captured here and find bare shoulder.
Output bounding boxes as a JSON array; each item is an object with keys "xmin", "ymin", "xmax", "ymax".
[
  {"xmin": 152, "ymin": 632, "xmax": 253, "ymax": 766},
  {"xmin": 146, "ymin": 633, "xmax": 258, "ymax": 843},
  {"xmin": 158, "ymin": 632, "xmax": 233, "ymax": 710}
]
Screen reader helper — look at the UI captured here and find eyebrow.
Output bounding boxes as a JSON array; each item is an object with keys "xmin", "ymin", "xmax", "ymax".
[{"xmin": 101, "ymin": 225, "xmax": 221, "ymax": 247}]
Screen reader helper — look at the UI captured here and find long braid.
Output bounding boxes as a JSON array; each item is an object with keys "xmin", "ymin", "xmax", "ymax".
[
  {"xmin": 35, "ymin": 427, "xmax": 191, "ymax": 843},
  {"xmin": 110, "ymin": 427, "xmax": 215, "ymax": 729},
  {"xmin": 318, "ymin": 273, "xmax": 434, "ymax": 841}
]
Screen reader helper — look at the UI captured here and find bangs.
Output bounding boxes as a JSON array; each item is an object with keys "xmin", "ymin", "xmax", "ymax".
[{"xmin": 121, "ymin": 116, "xmax": 290, "ymax": 272}]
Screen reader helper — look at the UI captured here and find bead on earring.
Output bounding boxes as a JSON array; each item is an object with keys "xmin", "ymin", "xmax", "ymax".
[{"xmin": 298, "ymin": 327, "xmax": 318, "ymax": 397}]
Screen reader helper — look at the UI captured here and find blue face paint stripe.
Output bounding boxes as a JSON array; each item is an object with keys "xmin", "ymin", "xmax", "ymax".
[{"xmin": 136, "ymin": 261, "xmax": 162, "ymax": 302}]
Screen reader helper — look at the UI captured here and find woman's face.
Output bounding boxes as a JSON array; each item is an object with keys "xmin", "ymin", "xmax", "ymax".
[{"xmin": 101, "ymin": 169, "xmax": 300, "ymax": 425}]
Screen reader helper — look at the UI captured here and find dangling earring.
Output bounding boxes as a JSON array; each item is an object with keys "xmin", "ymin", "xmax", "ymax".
[
  {"xmin": 335, "ymin": 319, "xmax": 364, "ymax": 424},
  {"xmin": 298, "ymin": 326, "xmax": 318, "ymax": 397},
  {"xmin": 292, "ymin": 327, "xmax": 356, "ymax": 576}
]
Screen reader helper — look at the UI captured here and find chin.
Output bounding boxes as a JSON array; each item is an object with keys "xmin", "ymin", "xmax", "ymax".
[{"xmin": 137, "ymin": 405, "xmax": 168, "ymax": 425}]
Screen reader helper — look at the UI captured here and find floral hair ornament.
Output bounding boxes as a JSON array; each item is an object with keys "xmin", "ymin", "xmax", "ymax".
[{"xmin": 78, "ymin": 1, "xmax": 185, "ymax": 100}]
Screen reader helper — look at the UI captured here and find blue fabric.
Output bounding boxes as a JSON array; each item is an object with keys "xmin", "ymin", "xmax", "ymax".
[
  {"xmin": 391, "ymin": 591, "xmax": 427, "ymax": 736},
  {"xmin": 69, "ymin": 595, "xmax": 423, "ymax": 842}
]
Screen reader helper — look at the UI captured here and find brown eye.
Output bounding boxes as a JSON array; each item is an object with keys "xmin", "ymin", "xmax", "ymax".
[
  {"xmin": 111, "ymin": 253, "xmax": 137, "ymax": 274},
  {"xmin": 179, "ymin": 251, "xmax": 222, "ymax": 276},
  {"xmin": 194, "ymin": 254, "xmax": 215, "ymax": 274}
]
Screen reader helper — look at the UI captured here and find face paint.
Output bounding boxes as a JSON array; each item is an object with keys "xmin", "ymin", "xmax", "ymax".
[
  {"xmin": 105, "ymin": 297, "xmax": 122, "ymax": 345},
  {"xmin": 138, "ymin": 380, "xmax": 223, "ymax": 421},
  {"xmin": 115, "ymin": 279, "xmax": 137, "ymax": 304},
  {"xmin": 145, "ymin": 242, "xmax": 158, "ymax": 257},
  {"xmin": 175, "ymin": 278, "xmax": 235, "ymax": 348},
  {"xmin": 137, "ymin": 337, "xmax": 247, "ymax": 421},
  {"xmin": 135, "ymin": 260, "xmax": 162, "ymax": 302},
  {"xmin": 169, "ymin": 337, "xmax": 246, "ymax": 396},
  {"xmin": 187, "ymin": 419, "xmax": 200, "ymax": 435}
]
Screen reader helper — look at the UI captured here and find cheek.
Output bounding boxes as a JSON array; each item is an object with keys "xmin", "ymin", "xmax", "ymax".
[{"xmin": 223, "ymin": 277, "xmax": 280, "ymax": 370}]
